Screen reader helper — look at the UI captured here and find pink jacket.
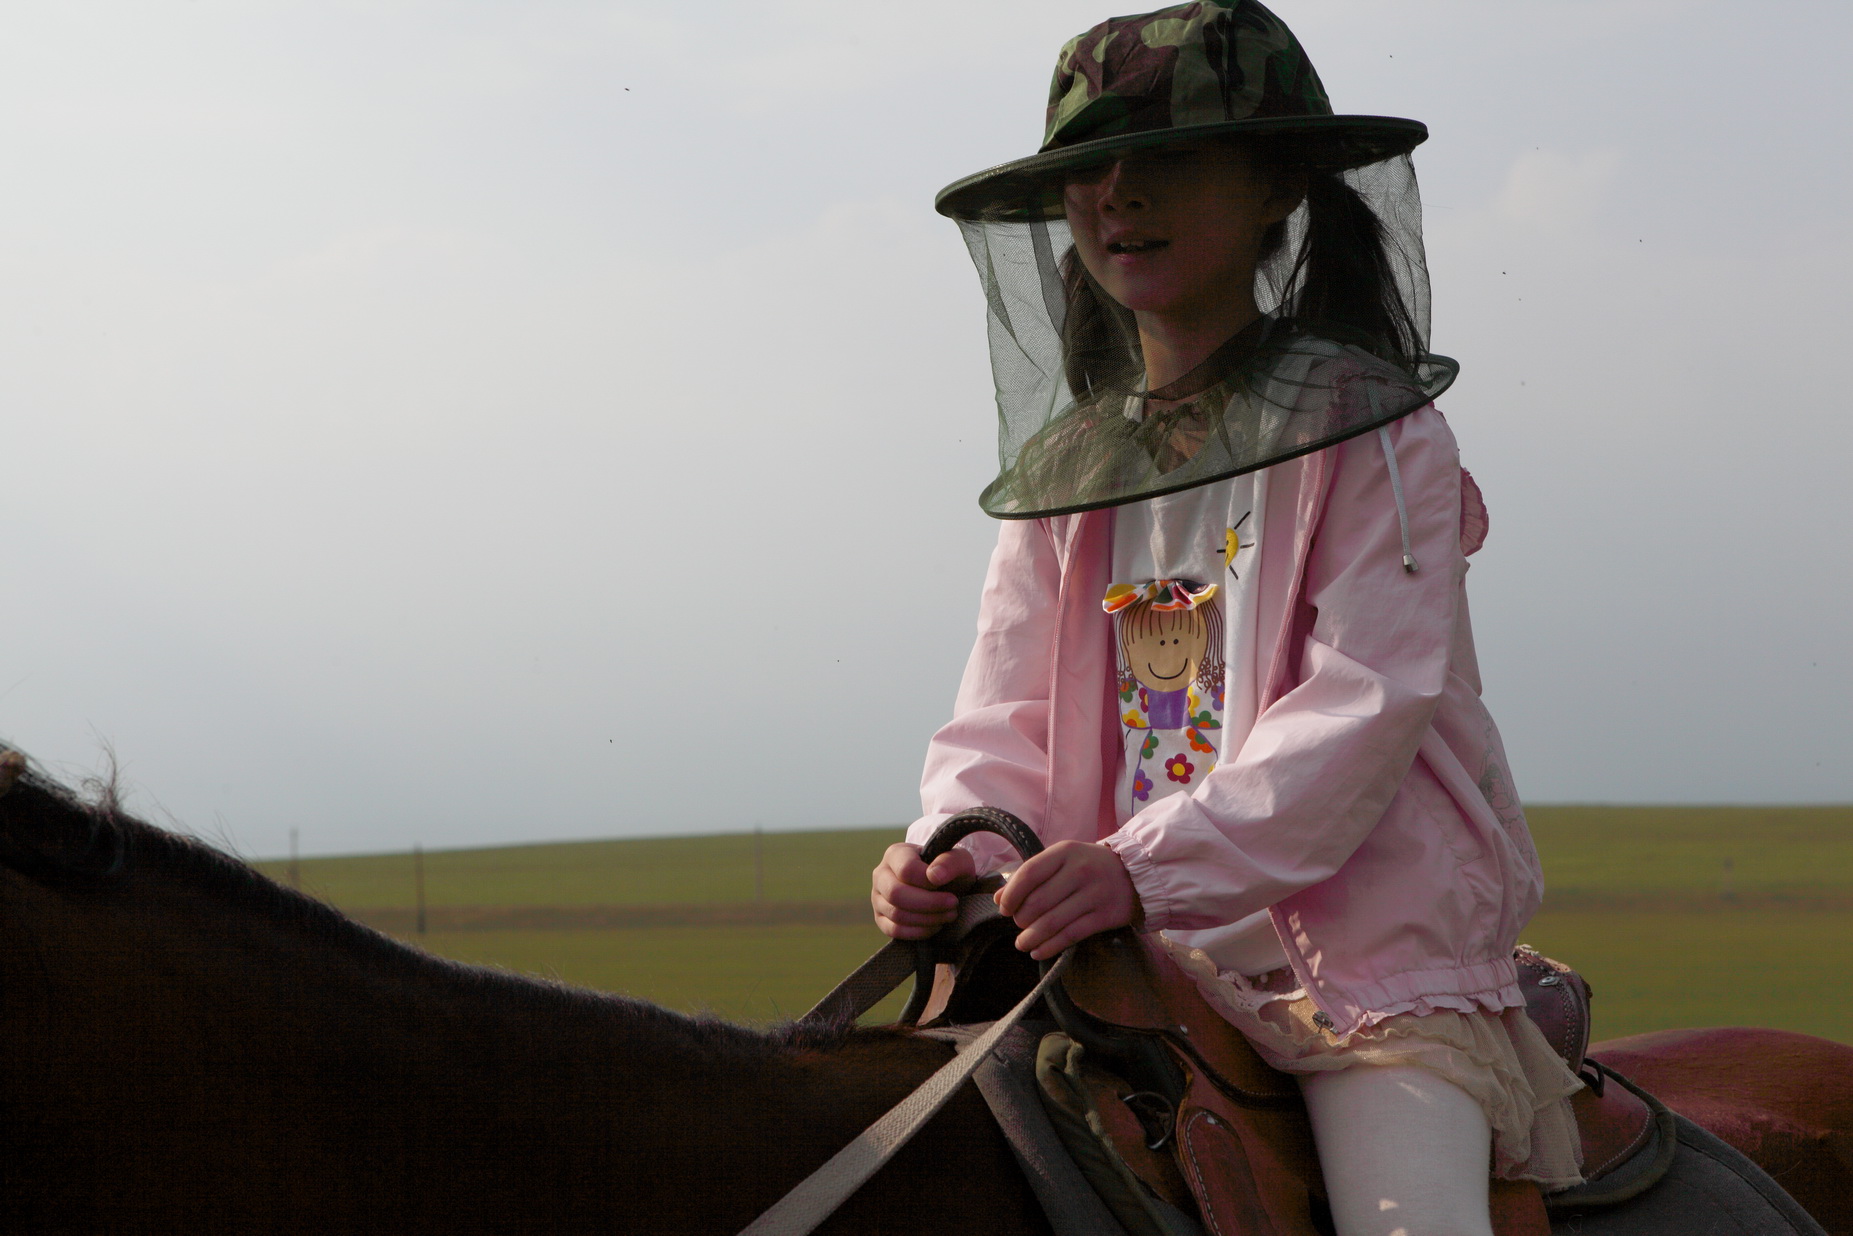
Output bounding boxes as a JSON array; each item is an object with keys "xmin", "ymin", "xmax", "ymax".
[{"xmin": 906, "ymin": 406, "xmax": 1541, "ymax": 1037}]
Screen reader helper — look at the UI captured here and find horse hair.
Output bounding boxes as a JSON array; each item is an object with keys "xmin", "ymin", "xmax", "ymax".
[{"xmin": 0, "ymin": 753, "xmax": 868, "ymax": 1063}]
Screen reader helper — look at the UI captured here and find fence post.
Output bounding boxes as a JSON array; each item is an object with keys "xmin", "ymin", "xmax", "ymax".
[
  {"xmin": 754, "ymin": 824, "xmax": 765, "ymax": 903},
  {"xmin": 414, "ymin": 843, "xmax": 427, "ymax": 934},
  {"xmin": 288, "ymin": 827, "xmax": 300, "ymax": 891}
]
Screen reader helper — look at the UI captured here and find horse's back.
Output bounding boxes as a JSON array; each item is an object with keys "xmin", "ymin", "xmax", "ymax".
[{"xmin": 1590, "ymin": 1028, "xmax": 1853, "ymax": 1234}]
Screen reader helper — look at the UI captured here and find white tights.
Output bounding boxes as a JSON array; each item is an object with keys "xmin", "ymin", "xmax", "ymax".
[{"xmin": 1298, "ymin": 1065, "xmax": 1495, "ymax": 1236}]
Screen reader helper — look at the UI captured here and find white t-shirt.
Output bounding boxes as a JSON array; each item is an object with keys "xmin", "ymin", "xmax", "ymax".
[{"xmin": 1110, "ymin": 472, "xmax": 1288, "ymax": 977}]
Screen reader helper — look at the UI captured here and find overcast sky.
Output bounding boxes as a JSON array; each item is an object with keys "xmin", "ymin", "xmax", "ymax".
[{"xmin": 2, "ymin": 0, "xmax": 1848, "ymax": 859}]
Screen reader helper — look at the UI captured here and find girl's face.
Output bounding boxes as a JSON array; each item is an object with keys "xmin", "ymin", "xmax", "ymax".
[
  {"xmin": 1063, "ymin": 143, "xmax": 1298, "ymax": 321},
  {"xmin": 1122, "ymin": 606, "xmax": 1209, "ymax": 693}
]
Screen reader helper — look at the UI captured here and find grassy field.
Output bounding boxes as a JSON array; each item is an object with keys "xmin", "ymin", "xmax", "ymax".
[
  {"xmin": 254, "ymin": 806, "xmax": 1853, "ymax": 1041},
  {"xmin": 408, "ymin": 925, "xmax": 910, "ymax": 1025},
  {"xmin": 257, "ymin": 827, "xmax": 909, "ymax": 1024},
  {"xmin": 272, "ymin": 827, "xmax": 897, "ymax": 908}
]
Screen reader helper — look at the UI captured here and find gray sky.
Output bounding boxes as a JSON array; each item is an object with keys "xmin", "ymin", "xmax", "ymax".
[{"xmin": 3, "ymin": 0, "xmax": 1848, "ymax": 858}]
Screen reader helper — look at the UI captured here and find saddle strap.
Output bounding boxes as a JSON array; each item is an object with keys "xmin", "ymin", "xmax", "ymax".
[
  {"xmin": 796, "ymin": 937, "xmax": 917, "ymax": 1027},
  {"xmin": 738, "ymin": 951, "xmax": 1074, "ymax": 1236},
  {"xmin": 797, "ymin": 889, "xmax": 1009, "ymax": 1027},
  {"xmin": 799, "ymin": 805, "xmax": 1031, "ymax": 1028}
]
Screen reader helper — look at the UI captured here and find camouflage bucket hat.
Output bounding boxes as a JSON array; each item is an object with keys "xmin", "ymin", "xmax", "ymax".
[{"xmin": 936, "ymin": 0, "xmax": 1426, "ymax": 222}]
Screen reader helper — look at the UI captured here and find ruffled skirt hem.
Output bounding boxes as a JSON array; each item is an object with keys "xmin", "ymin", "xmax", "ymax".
[{"xmin": 1158, "ymin": 937, "xmax": 1586, "ymax": 1190}]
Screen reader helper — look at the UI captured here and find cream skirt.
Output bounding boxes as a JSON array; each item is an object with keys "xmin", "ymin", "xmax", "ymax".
[{"xmin": 1158, "ymin": 937, "xmax": 1586, "ymax": 1189}]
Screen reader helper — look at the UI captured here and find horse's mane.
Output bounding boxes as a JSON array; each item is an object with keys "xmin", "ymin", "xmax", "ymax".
[{"xmin": 0, "ymin": 752, "xmax": 867, "ymax": 1063}]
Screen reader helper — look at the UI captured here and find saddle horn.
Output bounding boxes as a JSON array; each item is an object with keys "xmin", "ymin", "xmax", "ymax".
[{"xmin": 909, "ymin": 810, "xmax": 1187, "ymax": 1139}]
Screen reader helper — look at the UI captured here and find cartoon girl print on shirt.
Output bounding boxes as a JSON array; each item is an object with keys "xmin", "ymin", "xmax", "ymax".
[{"xmin": 1105, "ymin": 579, "xmax": 1225, "ymax": 804}]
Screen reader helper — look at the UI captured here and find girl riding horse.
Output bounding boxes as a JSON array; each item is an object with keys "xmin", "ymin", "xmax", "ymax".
[{"xmin": 872, "ymin": 4, "xmax": 1581, "ymax": 1233}]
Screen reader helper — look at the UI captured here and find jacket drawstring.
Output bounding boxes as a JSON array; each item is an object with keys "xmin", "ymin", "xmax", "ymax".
[
  {"xmin": 1365, "ymin": 382, "xmax": 1419, "ymax": 573},
  {"xmin": 1364, "ymin": 383, "xmax": 1417, "ymax": 573},
  {"xmin": 1376, "ymin": 426, "xmax": 1418, "ymax": 573}
]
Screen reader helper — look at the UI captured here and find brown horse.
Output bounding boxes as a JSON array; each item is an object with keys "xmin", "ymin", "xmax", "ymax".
[
  {"xmin": 1, "ymin": 758, "xmax": 1848, "ymax": 1235},
  {"xmin": 0, "ymin": 763, "xmax": 1043, "ymax": 1235}
]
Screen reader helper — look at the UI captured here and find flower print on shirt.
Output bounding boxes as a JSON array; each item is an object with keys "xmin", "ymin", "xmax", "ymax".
[
  {"xmin": 1106, "ymin": 579, "xmax": 1225, "ymax": 812},
  {"xmin": 1183, "ymin": 685, "xmax": 1222, "ymax": 754}
]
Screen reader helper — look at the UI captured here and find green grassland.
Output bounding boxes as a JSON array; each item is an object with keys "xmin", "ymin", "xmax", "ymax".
[
  {"xmin": 1512, "ymin": 805, "xmax": 1853, "ymax": 1042},
  {"xmin": 410, "ymin": 925, "xmax": 910, "ymax": 1025},
  {"xmin": 254, "ymin": 806, "xmax": 1853, "ymax": 1041},
  {"xmin": 271, "ymin": 827, "xmax": 898, "ymax": 908},
  {"xmin": 1524, "ymin": 805, "xmax": 1853, "ymax": 905},
  {"xmin": 256, "ymin": 827, "xmax": 911, "ymax": 1024}
]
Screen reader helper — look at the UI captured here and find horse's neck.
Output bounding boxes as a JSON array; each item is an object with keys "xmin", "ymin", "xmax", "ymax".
[
  {"xmin": 0, "ymin": 862, "xmax": 1011, "ymax": 1232},
  {"xmin": 6, "ymin": 860, "xmax": 733, "ymax": 1105}
]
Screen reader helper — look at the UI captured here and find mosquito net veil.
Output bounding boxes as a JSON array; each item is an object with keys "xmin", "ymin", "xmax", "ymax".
[{"xmin": 955, "ymin": 151, "xmax": 1457, "ymax": 519}]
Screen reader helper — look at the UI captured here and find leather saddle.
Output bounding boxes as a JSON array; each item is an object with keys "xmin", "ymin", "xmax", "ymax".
[{"xmin": 914, "ymin": 894, "xmax": 1676, "ymax": 1236}]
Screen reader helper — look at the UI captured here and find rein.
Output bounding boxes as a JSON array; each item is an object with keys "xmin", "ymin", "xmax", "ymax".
[{"xmin": 737, "ymin": 809, "xmax": 1057, "ymax": 1236}]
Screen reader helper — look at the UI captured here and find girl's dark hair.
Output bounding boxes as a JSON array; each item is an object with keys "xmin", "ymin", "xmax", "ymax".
[
  {"xmin": 1060, "ymin": 140, "xmax": 1422, "ymax": 399},
  {"xmin": 1059, "ymin": 249, "xmax": 1142, "ymax": 400},
  {"xmin": 1286, "ymin": 168, "xmax": 1422, "ymax": 368}
]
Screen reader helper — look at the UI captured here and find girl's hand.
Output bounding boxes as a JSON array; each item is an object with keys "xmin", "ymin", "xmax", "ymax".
[
  {"xmin": 994, "ymin": 841, "xmax": 1141, "ymax": 960},
  {"xmin": 871, "ymin": 842, "xmax": 978, "ymax": 940}
]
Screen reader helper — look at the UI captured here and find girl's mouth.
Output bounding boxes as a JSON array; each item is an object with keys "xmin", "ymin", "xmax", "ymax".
[{"xmin": 1107, "ymin": 239, "xmax": 1169, "ymax": 255}]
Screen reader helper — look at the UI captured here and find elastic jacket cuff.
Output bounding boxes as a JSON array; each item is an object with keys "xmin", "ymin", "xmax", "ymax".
[{"xmin": 1101, "ymin": 829, "xmax": 1175, "ymax": 933}]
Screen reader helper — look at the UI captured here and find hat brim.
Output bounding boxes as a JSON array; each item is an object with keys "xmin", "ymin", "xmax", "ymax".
[{"xmin": 935, "ymin": 115, "xmax": 1427, "ymax": 223}]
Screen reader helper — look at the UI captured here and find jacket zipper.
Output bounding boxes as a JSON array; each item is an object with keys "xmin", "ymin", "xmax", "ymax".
[
  {"xmin": 1259, "ymin": 451, "xmax": 1352, "ymax": 1033},
  {"xmin": 1041, "ymin": 515, "xmax": 1080, "ymax": 828}
]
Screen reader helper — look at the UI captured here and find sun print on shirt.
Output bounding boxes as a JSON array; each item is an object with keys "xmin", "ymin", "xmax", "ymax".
[
  {"xmin": 1105, "ymin": 579, "xmax": 1225, "ymax": 802},
  {"xmin": 1222, "ymin": 510, "xmax": 1252, "ymax": 580}
]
